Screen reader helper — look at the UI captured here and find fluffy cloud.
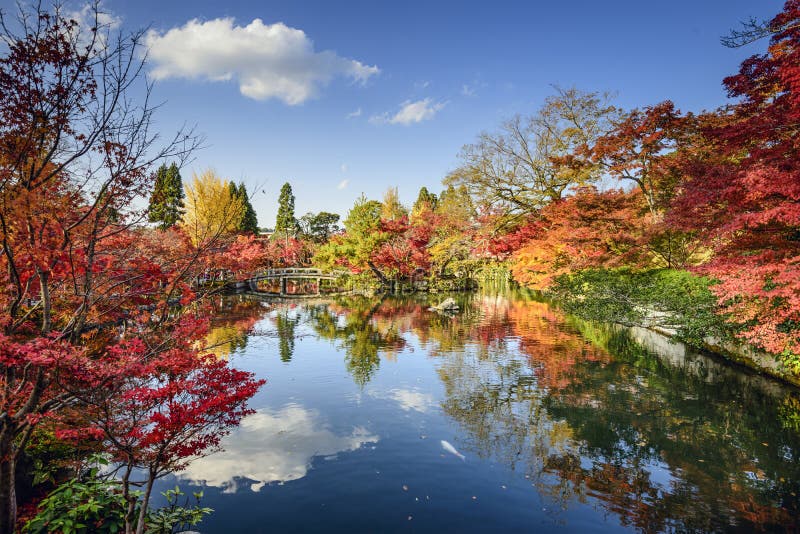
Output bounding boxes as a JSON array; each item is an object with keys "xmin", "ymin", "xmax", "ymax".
[
  {"xmin": 69, "ymin": 4, "xmax": 121, "ymax": 31},
  {"xmin": 144, "ymin": 18, "xmax": 379, "ymax": 105},
  {"xmin": 67, "ymin": 4, "xmax": 121, "ymax": 48},
  {"xmin": 371, "ymin": 98, "xmax": 446, "ymax": 125},
  {"xmin": 337, "ymin": 179, "xmax": 350, "ymax": 190},
  {"xmin": 177, "ymin": 404, "xmax": 378, "ymax": 492}
]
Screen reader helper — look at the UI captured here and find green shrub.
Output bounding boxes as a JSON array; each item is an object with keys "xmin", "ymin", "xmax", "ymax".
[
  {"xmin": 24, "ymin": 459, "xmax": 211, "ymax": 534},
  {"xmin": 550, "ymin": 268, "xmax": 731, "ymax": 347}
]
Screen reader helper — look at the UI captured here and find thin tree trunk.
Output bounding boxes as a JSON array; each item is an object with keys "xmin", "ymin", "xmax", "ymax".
[
  {"xmin": 36, "ymin": 269, "xmax": 51, "ymax": 334},
  {"xmin": 134, "ymin": 469, "xmax": 156, "ymax": 534},
  {"xmin": 0, "ymin": 435, "xmax": 17, "ymax": 534},
  {"xmin": 121, "ymin": 462, "xmax": 136, "ymax": 534}
]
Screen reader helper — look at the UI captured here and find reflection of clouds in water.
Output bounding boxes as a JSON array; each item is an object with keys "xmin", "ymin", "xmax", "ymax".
[
  {"xmin": 178, "ymin": 404, "xmax": 378, "ymax": 492},
  {"xmin": 370, "ymin": 388, "xmax": 436, "ymax": 413}
]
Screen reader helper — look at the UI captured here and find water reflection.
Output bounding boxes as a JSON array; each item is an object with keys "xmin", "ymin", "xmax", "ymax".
[
  {"xmin": 305, "ymin": 297, "xmax": 407, "ymax": 386},
  {"xmin": 177, "ymin": 404, "xmax": 378, "ymax": 492},
  {"xmin": 313, "ymin": 291, "xmax": 800, "ymax": 530},
  {"xmin": 367, "ymin": 387, "xmax": 436, "ymax": 413},
  {"xmin": 183, "ymin": 291, "xmax": 800, "ymax": 532},
  {"xmin": 273, "ymin": 309, "xmax": 300, "ymax": 362},
  {"xmin": 202, "ymin": 295, "xmax": 265, "ymax": 358}
]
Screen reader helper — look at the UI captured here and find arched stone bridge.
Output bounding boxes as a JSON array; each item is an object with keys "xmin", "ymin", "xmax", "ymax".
[{"xmin": 233, "ymin": 268, "xmax": 348, "ymax": 297}]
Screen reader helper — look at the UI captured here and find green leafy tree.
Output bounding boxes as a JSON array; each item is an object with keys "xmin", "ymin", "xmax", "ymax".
[
  {"xmin": 148, "ymin": 163, "xmax": 185, "ymax": 230},
  {"xmin": 274, "ymin": 182, "xmax": 298, "ymax": 237},
  {"xmin": 299, "ymin": 211, "xmax": 341, "ymax": 243},
  {"xmin": 429, "ymin": 185, "xmax": 476, "ymax": 276},
  {"xmin": 314, "ymin": 195, "xmax": 389, "ymax": 282}
]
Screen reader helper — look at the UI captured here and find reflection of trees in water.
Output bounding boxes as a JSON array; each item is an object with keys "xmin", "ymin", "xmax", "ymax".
[
  {"xmin": 433, "ymin": 295, "xmax": 800, "ymax": 532},
  {"xmin": 203, "ymin": 295, "xmax": 268, "ymax": 358},
  {"xmin": 305, "ymin": 296, "xmax": 407, "ymax": 386},
  {"xmin": 541, "ymin": 323, "xmax": 800, "ymax": 531},
  {"xmin": 254, "ymin": 290, "xmax": 800, "ymax": 531},
  {"xmin": 274, "ymin": 310, "xmax": 299, "ymax": 362}
]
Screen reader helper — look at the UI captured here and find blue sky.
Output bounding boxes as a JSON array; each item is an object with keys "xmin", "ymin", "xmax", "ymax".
[{"xmin": 88, "ymin": 1, "xmax": 783, "ymax": 226}]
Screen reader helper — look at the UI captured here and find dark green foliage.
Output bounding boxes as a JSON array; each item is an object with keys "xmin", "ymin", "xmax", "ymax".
[
  {"xmin": 142, "ymin": 486, "xmax": 213, "ymax": 534},
  {"xmin": 24, "ymin": 460, "xmax": 211, "ymax": 534},
  {"xmin": 299, "ymin": 211, "xmax": 340, "ymax": 242},
  {"xmin": 551, "ymin": 268, "xmax": 731, "ymax": 347},
  {"xmin": 239, "ymin": 184, "xmax": 260, "ymax": 234},
  {"xmin": 229, "ymin": 182, "xmax": 260, "ymax": 234},
  {"xmin": 147, "ymin": 163, "xmax": 185, "ymax": 230},
  {"xmin": 412, "ymin": 186, "xmax": 438, "ymax": 213},
  {"xmin": 275, "ymin": 182, "xmax": 298, "ymax": 236},
  {"xmin": 23, "ymin": 459, "xmax": 125, "ymax": 534}
]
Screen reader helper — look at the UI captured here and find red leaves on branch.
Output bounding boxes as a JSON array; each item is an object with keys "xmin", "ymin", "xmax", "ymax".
[
  {"xmin": 671, "ymin": 0, "xmax": 800, "ymax": 356},
  {"xmin": 60, "ymin": 329, "xmax": 264, "ymax": 475}
]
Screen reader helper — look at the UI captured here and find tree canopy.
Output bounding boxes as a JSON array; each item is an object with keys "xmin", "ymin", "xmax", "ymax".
[{"xmin": 445, "ymin": 87, "xmax": 618, "ymax": 217}]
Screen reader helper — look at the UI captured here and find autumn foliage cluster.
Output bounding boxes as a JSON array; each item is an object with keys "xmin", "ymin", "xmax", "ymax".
[
  {"xmin": 509, "ymin": 2, "xmax": 800, "ymax": 363},
  {"xmin": 319, "ymin": 1, "xmax": 800, "ymax": 369},
  {"xmin": 0, "ymin": 6, "xmax": 265, "ymax": 534}
]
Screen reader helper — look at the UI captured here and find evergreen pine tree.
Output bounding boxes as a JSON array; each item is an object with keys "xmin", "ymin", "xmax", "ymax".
[
  {"xmin": 412, "ymin": 186, "xmax": 438, "ymax": 214},
  {"xmin": 275, "ymin": 182, "xmax": 297, "ymax": 236},
  {"xmin": 237, "ymin": 182, "xmax": 260, "ymax": 234},
  {"xmin": 148, "ymin": 163, "xmax": 185, "ymax": 230}
]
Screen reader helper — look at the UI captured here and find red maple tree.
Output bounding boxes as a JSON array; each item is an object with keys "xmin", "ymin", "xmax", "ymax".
[
  {"xmin": 672, "ymin": 0, "xmax": 800, "ymax": 358},
  {"xmin": 0, "ymin": 6, "xmax": 263, "ymax": 533}
]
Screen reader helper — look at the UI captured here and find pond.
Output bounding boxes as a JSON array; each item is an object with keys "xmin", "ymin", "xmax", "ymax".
[{"xmin": 152, "ymin": 291, "xmax": 800, "ymax": 532}]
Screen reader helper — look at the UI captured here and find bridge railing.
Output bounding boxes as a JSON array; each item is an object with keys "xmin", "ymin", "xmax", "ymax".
[{"xmin": 258, "ymin": 268, "xmax": 325, "ymax": 276}]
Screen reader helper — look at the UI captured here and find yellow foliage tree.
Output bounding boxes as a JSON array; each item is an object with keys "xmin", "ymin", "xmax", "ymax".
[
  {"xmin": 182, "ymin": 169, "xmax": 244, "ymax": 247},
  {"xmin": 380, "ymin": 187, "xmax": 408, "ymax": 221}
]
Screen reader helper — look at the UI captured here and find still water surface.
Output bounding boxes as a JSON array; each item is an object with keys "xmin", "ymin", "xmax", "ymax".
[{"xmin": 153, "ymin": 292, "xmax": 800, "ymax": 532}]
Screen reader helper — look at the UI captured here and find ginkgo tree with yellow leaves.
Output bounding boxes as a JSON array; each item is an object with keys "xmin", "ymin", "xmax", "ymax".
[{"xmin": 182, "ymin": 170, "xmax": 245, "ymax": 247}]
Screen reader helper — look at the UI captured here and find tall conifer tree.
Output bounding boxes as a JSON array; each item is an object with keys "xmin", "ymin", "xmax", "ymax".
[
  {"xmin": 148, "ymin": 163, "xmax": 185, "ymax": 230},
  {"xmin": 237, "ymin": 182, "xmax": 260, "ymax": 234},
  {"xmin": 275, "ymin": 182, "xmax": 297, "ymax": 236}
]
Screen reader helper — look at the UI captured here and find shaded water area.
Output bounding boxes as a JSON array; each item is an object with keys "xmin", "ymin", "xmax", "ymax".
[{"xmin": 152, "ymin": 291, "xmax": 800, "ymax": 532}]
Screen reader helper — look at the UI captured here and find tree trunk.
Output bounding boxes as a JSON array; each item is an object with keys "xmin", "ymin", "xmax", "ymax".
[
  {"xmin": 121, "ymin": 462, "xmax": 136, "ymax": 534},
  {"xmin": 0, "ymin": 435, "xmax": 17, "ymax": 534},
  {"xmin": 134, "ymin": 469, "xmax": 156, "ymax": 534},
  {"xmin": 366, "ymin": 261, "xmax": 389, "ymax": 286},
  {"xmin": 36, "ymin": 268, "xmax": 51, "ymax": 334}
]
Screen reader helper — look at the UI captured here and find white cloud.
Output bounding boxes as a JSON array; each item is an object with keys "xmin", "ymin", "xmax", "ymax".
[
  {"xmin": 461, "ymin": 84, "xmax": 476, "ymax": 97},
  {"xmin": 340, "ymin": 164, "xmax": 348, "ymax": 173},
  {"xmin": 414, "ymin": 80, "xmax": 431, "ymax": 89},
  {"xmin": 67, "ymin": 4, "xmax": 121, "ymax": 48},
  {"xmin": 337, "ymin": 179, "xmax": 350, "ymax": 190},
  {"xmin": 370, "ymin": 98, "xmax": 446, "ymax": 126},
  {"xmin": 69, "ymin": 4, "xmax": 121, "ymax": 30},
  {"xmin": 177, "ymin": 404, "xmax": 378, "ymax": 492},
  {"xmin": 346, "ymin": 108, "xmax": 362, "ymax": 119},
  {"xmin": 144, "ymin": 18, "xmax": 379, "ymax": 105}
]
